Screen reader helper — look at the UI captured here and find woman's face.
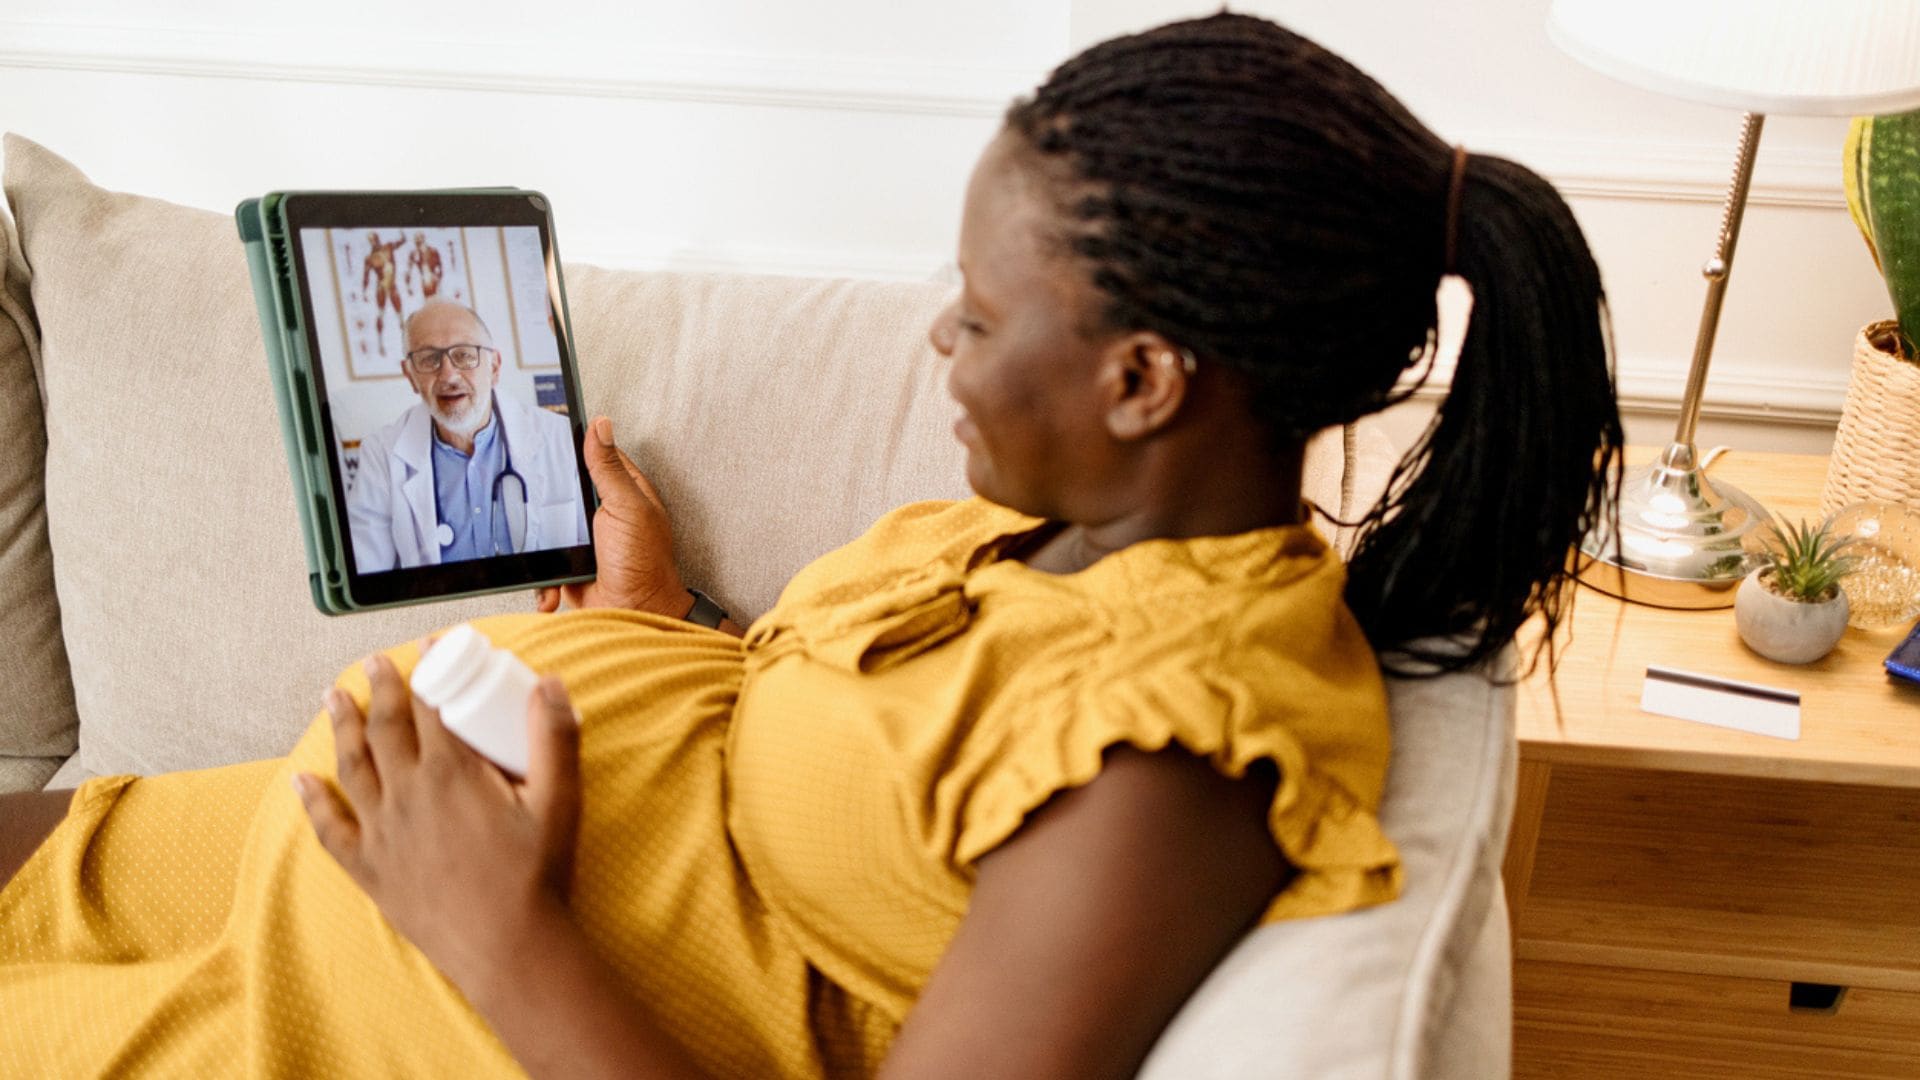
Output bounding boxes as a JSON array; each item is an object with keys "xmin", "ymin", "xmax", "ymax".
[{"xmin": 931, "ymin": 134, "xmax": 1120, "ymax": 520}]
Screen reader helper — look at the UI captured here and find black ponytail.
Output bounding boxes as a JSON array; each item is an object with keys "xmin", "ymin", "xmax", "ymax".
[
  {"xmin": 1007, "ymin": 13, "xmax": 1622, "ymax": 675},
  {"xmin": 1342, "ymin": 155, "xmax": 1624, "ymax": 673}
]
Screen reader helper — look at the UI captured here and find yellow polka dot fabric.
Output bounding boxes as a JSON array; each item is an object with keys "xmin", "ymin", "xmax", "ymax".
[
  {"xmin": 0, "ymin": 498, "xmax": 1397, "ymax": 1077},
  {"xmin": 731, "ymin": 499, "xmax": 1400, "ymax": 1030}
]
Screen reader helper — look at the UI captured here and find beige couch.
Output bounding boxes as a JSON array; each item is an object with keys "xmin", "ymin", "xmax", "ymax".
[{"xmin": 0, "ymin": 134, "xmax": 1514, "ymax": 1078}]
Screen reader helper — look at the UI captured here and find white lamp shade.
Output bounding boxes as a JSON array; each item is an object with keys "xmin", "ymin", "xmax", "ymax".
[{"xmin": 1549, "ymin": 0, "xmax": 1920, "ymax": 116}]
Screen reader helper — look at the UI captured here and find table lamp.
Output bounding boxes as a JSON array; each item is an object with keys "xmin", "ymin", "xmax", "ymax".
[{"xmin": 1548, "ymin": 0, "xmax": 1920, "ymax": 608}]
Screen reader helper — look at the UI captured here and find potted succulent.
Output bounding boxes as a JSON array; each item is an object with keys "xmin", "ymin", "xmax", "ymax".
[
  {"xmin": 1824, "ymin": 107, "xmax": 1920, "ymax": 515},
  {"xmin": 1735, "ymin": 518, "xmax": 1859, "ymax": 664}
]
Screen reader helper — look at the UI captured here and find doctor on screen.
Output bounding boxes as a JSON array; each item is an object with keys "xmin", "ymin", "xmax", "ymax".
[{"xmin": 347, "ymin": 300, "xmax": 588, "ymax": 573}]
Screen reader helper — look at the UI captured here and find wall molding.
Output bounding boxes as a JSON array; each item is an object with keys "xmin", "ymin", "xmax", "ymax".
[
  {"xmin": 1477, "ymin": 130, "xmax": 1847, "ymax": 210},
  {"xmin": 565, "ymin": 239, "xmax": 947, "ymax": 283},
  {"xmin": 0, "ymin": 17, "xmax": 1855, "ymax": 208},
  {"xmin": 0, "ymin": 17, "xmax": 1036, "ymax": 118},
  {"xmin": 1609, "ymin": 357, "xmax": 1847, "ymax": 425},
  {"xmin": 1400, "ymin": 353, "xmax": 1848, "ymax": 427}
]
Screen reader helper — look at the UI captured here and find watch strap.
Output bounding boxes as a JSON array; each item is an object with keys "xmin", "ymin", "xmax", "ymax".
[{"xmin": 683, "ymin": 588, "xmax": 729, "ymax": 629}]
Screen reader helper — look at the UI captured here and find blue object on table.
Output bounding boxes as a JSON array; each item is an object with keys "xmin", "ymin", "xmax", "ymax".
[{"xmin": 1885, "ymin": 619, "xmax": 1920, "ymax": 684}]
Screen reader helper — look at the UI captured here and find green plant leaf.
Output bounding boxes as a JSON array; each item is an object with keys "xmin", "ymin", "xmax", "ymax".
[
  {"xmin": 1758, "ymin": 517, "xmax": 1859, "ymax": 602},
  {"xmin": 1863, "ymin": 109, "xmax": 1920, "ymax": 360},
  {"xmin": 1846, "ymin": 116, "xmax": 1882, "ymax": 274}
]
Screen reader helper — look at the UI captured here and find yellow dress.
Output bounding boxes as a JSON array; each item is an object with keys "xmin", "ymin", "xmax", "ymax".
[{"xmin": 0, "ymin": 498, "xmax": 1398, "ymax": 1078}]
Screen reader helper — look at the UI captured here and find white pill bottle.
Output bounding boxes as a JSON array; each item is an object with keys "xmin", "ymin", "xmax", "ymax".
[{"xmin": 411, "ymin": 624, "xmax": 541, "ymax": 777}]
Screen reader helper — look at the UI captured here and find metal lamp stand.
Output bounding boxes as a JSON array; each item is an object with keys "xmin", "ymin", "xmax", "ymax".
[{"xmin": 1578, "ymin": 113, "xmax": 1775, "ymax": 609}]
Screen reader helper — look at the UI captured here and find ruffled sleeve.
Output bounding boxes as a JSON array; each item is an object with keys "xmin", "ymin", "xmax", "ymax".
[{"xmin": 955, "ymin": 649, "xmax": 1401, "ymax": 924}]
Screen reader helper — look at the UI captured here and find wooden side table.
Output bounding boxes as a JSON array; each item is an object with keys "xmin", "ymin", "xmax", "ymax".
[{"xmin": 1506, "ymin": 451, "xmax": 1920, "ymax": 1078}]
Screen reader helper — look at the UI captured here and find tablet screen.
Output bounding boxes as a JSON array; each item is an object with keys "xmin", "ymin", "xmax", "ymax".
[{"xmin": 281, "ymin": 192, "xmax": 595, "ymax": 607}]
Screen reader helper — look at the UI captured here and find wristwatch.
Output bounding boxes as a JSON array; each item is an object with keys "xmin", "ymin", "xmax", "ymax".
[{"xmin": 683, "ymin": 588, "xmax": 729, "ymax": 629}]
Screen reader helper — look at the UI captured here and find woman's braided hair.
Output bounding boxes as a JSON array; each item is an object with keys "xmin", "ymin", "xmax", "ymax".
[{"xmin": 1007, "ymin": 13, "xmax": 1622, "ymax": 675}]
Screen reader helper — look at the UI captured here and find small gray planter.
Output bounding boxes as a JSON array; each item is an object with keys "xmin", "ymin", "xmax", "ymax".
[{"xmin": 1734, "ymin": 568, "xmax": 1849, "ymax": 664}]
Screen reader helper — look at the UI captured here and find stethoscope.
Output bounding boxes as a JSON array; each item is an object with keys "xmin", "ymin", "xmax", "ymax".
[{"xmin": 433, "ymin": 394, "xmax": 529, "ymax": 556}]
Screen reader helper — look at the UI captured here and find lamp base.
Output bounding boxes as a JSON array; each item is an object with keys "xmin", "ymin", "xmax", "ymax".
[{"xmin": 1577, "ymin": 442, "xmax": 1773, "ymax": 609}]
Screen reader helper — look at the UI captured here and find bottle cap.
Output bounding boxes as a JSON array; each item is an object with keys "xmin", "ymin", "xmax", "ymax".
[{"xmin": 410, "ymin": 624, "xmax": 489, "ymax": 708}]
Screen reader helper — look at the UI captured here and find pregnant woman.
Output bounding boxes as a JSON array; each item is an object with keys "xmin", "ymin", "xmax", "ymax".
[{"xmin": 0, "ymin": 13, "xmax": 1618, "ymax": 1079}]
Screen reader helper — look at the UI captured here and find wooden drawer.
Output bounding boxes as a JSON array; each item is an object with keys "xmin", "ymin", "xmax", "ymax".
[
  {"xmin": 1515, "ymin": 765, "xmax": 1920, "ymax": 992},
  {"xmin": 1515, "ymin": 960, "xmax": 1920, "ymax": 1079},
  {"xmin": 1512, "ymin": 765, "xmax": 1920, "ymax": 1075}
]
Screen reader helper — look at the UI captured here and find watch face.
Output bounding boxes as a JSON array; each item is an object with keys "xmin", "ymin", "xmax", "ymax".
[{"xmin": 686, "ymin": 589, "xmax": 728, "ymax": 628}]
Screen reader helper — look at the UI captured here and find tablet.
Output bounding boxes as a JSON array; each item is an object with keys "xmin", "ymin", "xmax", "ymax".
[{"xmin": 237, "ymin": 190, "xmax": 597, "ymax": 614}]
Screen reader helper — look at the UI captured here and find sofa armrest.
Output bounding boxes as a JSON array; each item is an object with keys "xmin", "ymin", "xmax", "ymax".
[
  {"xmin": 0, "ymin": 155, "xmax": 80, "ymax": 794},
  {"xmin": 2, "ymin": 755, "xmax": 66, "ymax": 795}
]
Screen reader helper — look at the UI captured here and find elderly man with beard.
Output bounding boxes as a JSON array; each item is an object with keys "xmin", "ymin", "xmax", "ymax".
[{"xmin": 346, "ymin": 300, "xmax": 588, "ymax": 572}]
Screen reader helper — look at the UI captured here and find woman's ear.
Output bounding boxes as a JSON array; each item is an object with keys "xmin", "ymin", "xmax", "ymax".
[{"xmin": 1100, "ymin": 334, "xmax": 1192, "ymax": 441}]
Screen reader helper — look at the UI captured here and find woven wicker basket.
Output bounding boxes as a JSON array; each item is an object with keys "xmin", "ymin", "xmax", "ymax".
[{"xmin": 1821, "ymin": 321, "xmax": 1920, "ymax": 518}]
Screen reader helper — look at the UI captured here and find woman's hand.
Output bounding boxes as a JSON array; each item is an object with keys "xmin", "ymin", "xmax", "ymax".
[
  {"xmin": 537, "ymin": 416, "xmax": 691, "ymax": 617},
  {"xmin": 292, "ymin": 654, "xmax": 584, "ymax": 996}
]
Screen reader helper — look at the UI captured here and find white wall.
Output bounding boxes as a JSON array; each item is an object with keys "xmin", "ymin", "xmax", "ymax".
[
  {"xmin": 4, "ymin": 1, "xmax": 1892, "ymax": 454},
  {"xmin": 0, "ymin": 1, "xmax": 1068, "ymax": 278}
]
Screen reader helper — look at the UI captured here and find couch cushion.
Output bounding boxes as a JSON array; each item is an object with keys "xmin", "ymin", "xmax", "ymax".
[
  {"xmin": 2, "ymin": 136, "xmax": 516, "ymax": 779},
  {"xmin": 0, "ymin": 163, "xmax": 75, "ymax": 793},
  {"xmin": 559, "ymin": 266, "xmax": 969, "ymax": 612}
]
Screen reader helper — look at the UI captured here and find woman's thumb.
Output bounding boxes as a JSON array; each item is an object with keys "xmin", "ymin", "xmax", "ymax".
[
  {"xmin": 524, "ymin": 677, "xmax": 583, "ymax": 838},
  {"xmin": 584, "ymin": 417, "xmax": 635, "ymax": 499}
]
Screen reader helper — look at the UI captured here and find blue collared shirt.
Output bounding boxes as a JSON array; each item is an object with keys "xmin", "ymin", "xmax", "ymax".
[{"xmin": 431, "ymin": 405, "xmax": 514, "ymax": 561}]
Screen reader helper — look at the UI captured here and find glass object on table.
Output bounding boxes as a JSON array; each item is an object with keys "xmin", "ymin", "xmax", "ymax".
[{"xmin": 1826, "ymin": 502, "xmax": 1920, "ymax": 629}]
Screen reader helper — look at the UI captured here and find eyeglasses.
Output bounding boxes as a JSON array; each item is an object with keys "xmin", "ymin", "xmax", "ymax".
[{"xmin": 405, "ymin": 344, "xmax": 496, "ymax": 373}]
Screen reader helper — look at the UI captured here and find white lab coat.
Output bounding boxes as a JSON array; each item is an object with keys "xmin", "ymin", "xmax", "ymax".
[{"xmin": 346, "ymin": 393, "xmax": 589, "ymax": 573}]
